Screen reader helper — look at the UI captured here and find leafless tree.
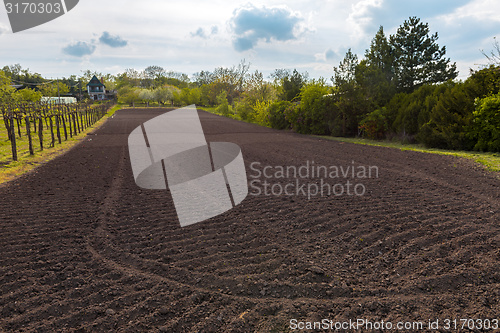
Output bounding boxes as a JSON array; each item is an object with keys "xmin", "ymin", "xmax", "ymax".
[{"xmin": 481, "ymin": 37, "xmax": 500, "ymax": 65}]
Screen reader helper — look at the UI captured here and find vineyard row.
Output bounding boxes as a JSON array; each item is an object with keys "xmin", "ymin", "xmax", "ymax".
[{"xmin": 1, "ymin": 101, "xmax": 114, "ymax": 161}]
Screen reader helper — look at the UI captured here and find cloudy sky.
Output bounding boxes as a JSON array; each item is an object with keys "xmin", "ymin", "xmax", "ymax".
[{"xmin": 0, "ymin": 0, "xmax": 499, "ymax": 81}]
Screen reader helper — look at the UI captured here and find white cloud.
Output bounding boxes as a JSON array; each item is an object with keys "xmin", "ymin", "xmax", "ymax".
[
  {"xmin": 0, "ymin": 22, "xmax": 9, "ymax": 35},
  {"xmin": 230, "ymin": 4, "xmax": 310, "ymax": 51},
  {"xmin": 347, "ymin": 0, "xmax": 384, "ymax": 40},
  {"xmin": 62, "ymin": 41, "xmax": 96, "ymax": 57},
  {"xmin": 0, "ymin": 0, "xmax": 498, "ymax": 81},
  {"xmin": 315, "ymin": 48, "xmax": 337, "ymax": 62},
  {"xmin": 439, "ymin": 0, "xmax": 500, "ymax": 23},
  {"xmin": 99, "ymin": 32, "xmax": 128, "ymax": 48},
  {"xmin": 190, "ymin": 26, "xmax": 219, "ymax": 39}
]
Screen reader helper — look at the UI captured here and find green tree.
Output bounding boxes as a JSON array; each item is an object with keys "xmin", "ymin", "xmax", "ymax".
[
  {"xmin": 245, "ymin": 70, "xmax": 276, "ymax": 102},
  {"xmin": 470, "ymin": 93, "xmax": 500, "ymax": 152},
  {"xmin": 192, "ymin": 70, "xmax": 215, "ymax": 87},
  {"xmin": 153, "ymin": 86, "xmax": 173, "ymax": 105},
  {"xmin": 267, "ymin": 101, "xmax": 292, "ymax": 130},
  {"xmin": 172, "ymin": 88, "xmax": 182, "ymax": 106},
  {"xmin": 216, "ymin": 91, "xmax": 232, "ymax": 116},
  {"xmin": 14, "ymin": 88, "xmax": 42, "ymax": 102},
  {"xmin": 0, "ymin": 70, "xmax": 16, "ymax": 104},
  {"xmin": 38, "ymin": 81, "xmax": 70, "ymax": 97},
  {"xmin": 1, "ymin": 64, "xmax": 22, "ymax": 80},
  {"xmin": 297, "ymin": 79, "xmax": 331, "ymax": 134},
  {"xmin": 253, "ymin": 100, "xmax": 272, "ymax": 126},
  {"xmin": 187, "ymin": 87, "xmax": 202, "ymax": 105},
  {"xmin": 118, "ymin": 86, "xmax": 141, "ymax": 106},
  {"xmin": 390, "ymin": 17, "xmax": 458, "ymax": 92},
  {"xmin": 138, "ymin": 89, "xmax": 154, "ymax": 106},
  {"xmin": 180, "ymin": 88, "xmax": 191, "ymax": 105},
  {"xmin": 392, "ymin": 83, "xmax": 446, "ymax": 137},
  {"xmin": 210, "ymin": 60, "xmax": 250, "ymax": 104},
  {"xmin": 234, "ymin": 98, "xmax": 255, "ymax": 121},
  {"xmin": 417, "ymin": 82, "xmax": 475, "ymax": 149},
  {"xmin": 281, "ymin": 69, "xmax": 306, "ymax": 101},
  {"xmin": 465, "ymin": 65, "xmax": 500, "ymax": 98},
  {"xmin": 2, "ymin": 64, "xmax": 45, "ymax": 89},
  {"xmin": 359, "ymin": 108, "xmax": 389, "ymax": 140},
  {"xmin": 332, "ymin": 49, "xmax": 366, "ymax": 136},
  {"xmin": 358, "ymin": 26, "xmax": 396, "ymax": 106},
  {"xmin": 366, "ymin": 26, "xmax": 394, "ymax": 81},
  {"xmin": 235, "ymin": 70, "xmax": 277, "ymax": 121},
  {"xmin": 116, "ymin": 68, "xmax": 142, "ymax": 89},
  {"xmin": 144, "ymin": 65, "xmax": 166, "ymax": 88}
]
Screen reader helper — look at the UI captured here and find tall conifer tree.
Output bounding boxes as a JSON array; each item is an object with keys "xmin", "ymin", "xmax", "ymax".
[{"xmin": 390, "ymin": 17, "xmax": 457, "ymax": 92}]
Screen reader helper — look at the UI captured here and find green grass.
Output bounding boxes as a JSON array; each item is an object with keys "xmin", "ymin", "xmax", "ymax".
[
  {"xmin": 0, "ymin": 104, "xmax": 117, "ymax": 185},
  {"xmin": 199, "ymin": 106, "xmax": 218, "ymax": 113},
  {"xmin": 318, "ymin": 136, "xmax": 500, "ymax": 173},
  {"xmin": 198, "ymin": 106, "xmax": 244, "ymax": 121}
]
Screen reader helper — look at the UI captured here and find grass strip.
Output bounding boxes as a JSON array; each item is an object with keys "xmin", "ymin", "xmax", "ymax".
[{"xmin": 318, "ymin": 136, "xmax": 500, "ymax": 173}]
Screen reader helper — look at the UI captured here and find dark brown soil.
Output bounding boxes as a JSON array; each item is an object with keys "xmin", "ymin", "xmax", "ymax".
[{"xmin": 1, "ymin": 108, "xmax": 499, "ymax": 332}]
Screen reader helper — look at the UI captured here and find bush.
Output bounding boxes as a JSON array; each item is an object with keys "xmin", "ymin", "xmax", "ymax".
[
  {"xmin": 417, "ymin": 82, "xmax": 475, "ymax": 150},
  {"xmin": 471, "ymin": 93, "xmax": 500, "ymax": 152},
  {"xmin": 118, "ymin": 86, "xmax": 141, "ymax": 106},
  {"xmin": 283, "ymin": 103, "xmax": 308, "ymax": 133},
  {"xmin": 253, "ymin": 100, "xmax": 271, "ymax": 126},
  {"xmin": 291, "ymin": 80, "xmax": 331, "ymax": 135},
  {"xmin": 359, "ymin": 108, "xmax": 388, "ymax": 139},
  {"xmin": 234, "ymin": 99, "xmax": 254, "ymax": 121},
  {"xmin": 466, "ymin": 65, "xmax": 500, "ymax": 98},
  {"xmin": 267, "ymin": 101, "xmax": 292, "ymax": 129},
  {"xmin": 391, "ymin": 83, "xmax": 446, "ymax": 136},
  {"xmin": 216, "ymin": 91, "xmax": 233, "ymax": 116}
]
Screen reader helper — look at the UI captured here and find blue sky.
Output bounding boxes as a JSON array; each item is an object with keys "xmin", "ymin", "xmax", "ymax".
[{"xmin": 0, "ymin": 0, "xmax": 499, "ymax": 81}]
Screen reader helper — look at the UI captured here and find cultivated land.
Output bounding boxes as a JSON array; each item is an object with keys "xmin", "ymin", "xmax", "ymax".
[{"xmin": 0, "ymin": 108, "xmax": 499, "ymax": 332}]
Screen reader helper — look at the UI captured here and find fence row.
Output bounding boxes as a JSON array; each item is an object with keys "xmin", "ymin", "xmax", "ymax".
[{"xmin": 1, "ymin": 101, "xmax": 114, "ymax": 161}]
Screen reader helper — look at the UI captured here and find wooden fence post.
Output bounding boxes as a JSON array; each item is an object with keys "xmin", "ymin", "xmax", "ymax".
[
  {"xmin": 67, "ymin": 110, "xmax": 72, "ymax": 138},
  {"xmin": 62, "ymin": 111, "xmax": 68, "ymax": 140},
  {"xmin": 78, "ymin": 111, "xmax": 85, "ymax": 132},
  {"xmin": 38, "ymin": 116, "xmax": 44, "ymax": 151},
  {"xmin": 49, "ymin": 116, "xmax": 55, "ymax": 147},
  {"xmin": 10, "ymin": 114, "xmax": 17, "ymax": 161},
  {"xmin": 72, "ymin": 112, "xmax": 78, "ymax": 135},
  {"xmin": 56, "ymin": 115, "xmax": 61, "ymax": 144},
  {"xmin": 25, "ymin": 115, "xmax": 34, "ymax": 156}
]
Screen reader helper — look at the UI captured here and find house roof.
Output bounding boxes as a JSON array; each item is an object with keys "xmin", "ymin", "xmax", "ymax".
[{"xmin": 86, "ymin": 75, "xmax": 105, "ymax": 88}]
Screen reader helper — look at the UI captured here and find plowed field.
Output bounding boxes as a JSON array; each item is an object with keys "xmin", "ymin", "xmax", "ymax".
[{"xmin": 1, "ymin": 108, "xmax": 499, "ymax": 332}]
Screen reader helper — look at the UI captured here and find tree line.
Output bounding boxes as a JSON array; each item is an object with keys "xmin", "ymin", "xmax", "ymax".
[
  {"xmin": 113, "ymin": 17, "xmax": 499, "ymax": 152},
  {"xmin": 1, "ymin": 65, "xmax": 116, "ymax": 102},
  {"xmin": 3, "ymin": 16, "xmax": 497, "ymax": 152}
]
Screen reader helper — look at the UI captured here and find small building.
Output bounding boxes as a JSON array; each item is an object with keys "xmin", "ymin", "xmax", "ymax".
[
  {"xmin": 41, "ymin": 97, "xmax": 77, "ymax": 104},
  {"xmin": 86, "ymin": 75, "xmax": 106, "ymax": 101}
]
